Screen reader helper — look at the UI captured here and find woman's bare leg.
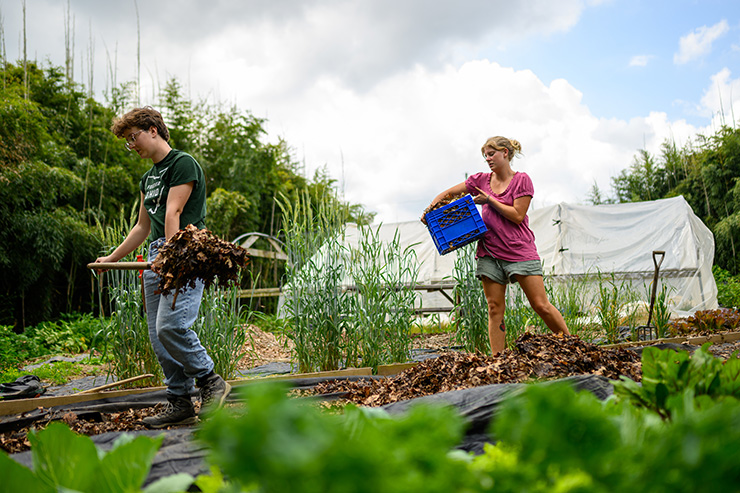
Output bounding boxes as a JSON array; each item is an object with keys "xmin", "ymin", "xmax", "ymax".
[
  {"xmin": 481, "ymin": 277, "xmax": 508, "ymax": 354},
  {"xmin": 516, "ymin": 275, "xmax": 570, "ymax": 336}
]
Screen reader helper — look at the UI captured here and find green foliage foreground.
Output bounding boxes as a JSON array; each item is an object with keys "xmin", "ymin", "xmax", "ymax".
[{"xmin": 3, "ymin": 342, "xmax": 740, "ymax": 493}]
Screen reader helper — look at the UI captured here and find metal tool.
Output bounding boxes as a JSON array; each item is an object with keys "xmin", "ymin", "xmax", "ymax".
[{"xmin": 636, "ymin": 250, "xmax": 666, "ymax": 341}]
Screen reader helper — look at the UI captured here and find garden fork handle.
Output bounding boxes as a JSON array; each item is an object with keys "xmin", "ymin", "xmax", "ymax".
[{"xmin": 646, "ymin": 250, "xmax": 666, "ymax": 327}]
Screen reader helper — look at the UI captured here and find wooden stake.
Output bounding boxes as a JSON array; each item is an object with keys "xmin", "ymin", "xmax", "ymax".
[{"xmin": 76, "ymin": 374, "xmax": 154, "ymax": 394}]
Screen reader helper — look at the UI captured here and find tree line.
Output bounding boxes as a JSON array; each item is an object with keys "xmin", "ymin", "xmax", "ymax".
[
  {"xmin": 589, "ymin": 123, "xmax": 740, "ymax": 277},
  {"xmin": 0, "ymin": 61, "xmax": 373, "ymax": 329}
]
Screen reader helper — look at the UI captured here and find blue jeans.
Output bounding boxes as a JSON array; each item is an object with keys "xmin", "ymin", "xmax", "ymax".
[{"xmin": 144, "ymin": 238, "xmax": 214, "ymax": 397}]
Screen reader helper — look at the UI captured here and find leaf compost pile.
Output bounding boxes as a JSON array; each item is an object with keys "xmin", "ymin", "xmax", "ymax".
[
  {"xmin": 312, "ymin": 333, "xmax": 643, "ymax": 407},
  {"xmin": 151, "ymin": 225, "xmax": 249, "ymax": 298},
  {"xmin": 0, "ymin": 406, "xmax": 173, "ymax": 454},
  {"xmin": 422, "ymin": 192, "xmax": 468, "ymax": 219}
]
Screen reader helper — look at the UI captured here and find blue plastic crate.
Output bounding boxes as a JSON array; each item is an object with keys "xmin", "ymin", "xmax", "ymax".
[{"xmin": 425, "ymin": 195, "xmax": 487, "ymax": 255}]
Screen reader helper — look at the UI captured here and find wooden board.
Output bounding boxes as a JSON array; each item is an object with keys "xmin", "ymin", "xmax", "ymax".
[
  {"xmin": 0, "ymin": 366, "xmax": 375, "ymax": 417},
  {"xmin": 602, "ymin": 331, "xmax": 740, "ymax": 349}
]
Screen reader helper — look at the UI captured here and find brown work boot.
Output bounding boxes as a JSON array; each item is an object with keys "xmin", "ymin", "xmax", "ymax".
[
  {"xmin": 142, "ymin": 395, "xmax": 197, "ymax": 429},
  {"xmin": 197, "ymin": 372, "xmax": 232, "ymax": 417}
]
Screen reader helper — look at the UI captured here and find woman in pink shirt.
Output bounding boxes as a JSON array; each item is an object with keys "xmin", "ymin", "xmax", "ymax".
[{"xmin": 424, "ymin": 136, "xmax": 570, "ymax": 354}]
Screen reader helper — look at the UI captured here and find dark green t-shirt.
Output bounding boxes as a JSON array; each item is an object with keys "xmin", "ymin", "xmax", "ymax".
[{"xmin": 139, "ymin": 149, "xmax": 207, "ymax": 241}]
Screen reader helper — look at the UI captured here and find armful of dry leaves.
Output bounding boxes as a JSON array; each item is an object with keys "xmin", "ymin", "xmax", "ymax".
[{"xmin": 150, "ymin": 225, "xmax": 250, "ymax": 300}]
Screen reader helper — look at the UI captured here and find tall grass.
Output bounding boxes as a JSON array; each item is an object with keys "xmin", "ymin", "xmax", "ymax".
[
  {"xmin": 451, "ymin": 243, "xmax": 489, "ymax": 354},
  {"xmin": 278, "ymin": 190, "xmax": 349, "ymax": 373},
  {"xmin": 595, "ymin": 272, "xmax": 639, "ymax": 344},
  {"xmin": 346, "ymin": 225, "xmax": 419, "ymax": 368},
  {"xmin": 451, "ymin": 257, "xmax": 617, "ymax": 350},
  {"xmin": 648, "ymin": 283, "xmax": 674, "ymax": 339},
  {"xmin": 194, "ymin": 277, "xmax": 251, "ymax": 380},
  {"xmin": 546, "ymin": 275, "xmax": 592, "ymax": 337},
  {"xmin": 279, "ymin": 192, "xmax": 421, "ymax": 372}
]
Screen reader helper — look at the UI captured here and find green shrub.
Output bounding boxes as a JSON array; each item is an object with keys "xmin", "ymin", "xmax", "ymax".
[
  {"xmin": 0, "ymin": 325, "xmax": 46, "ymax": 373},
  {"xmin": 713, "ymin": 265, "xmax": 740, "ymax": 308},
  {"xmin": 22, "ymin": 312, "xmax": 106, "ymax": 356}
]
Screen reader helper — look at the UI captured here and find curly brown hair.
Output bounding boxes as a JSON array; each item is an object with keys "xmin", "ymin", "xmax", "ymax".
[{"xmin": 110, "ymin": 106, "xmax": 170, "ymax": 142}]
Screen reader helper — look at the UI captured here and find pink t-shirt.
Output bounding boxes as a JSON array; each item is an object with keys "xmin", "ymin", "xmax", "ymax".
[{"xmin": 464, "ymin": 171, "xmax": 540, "ymax": 262}]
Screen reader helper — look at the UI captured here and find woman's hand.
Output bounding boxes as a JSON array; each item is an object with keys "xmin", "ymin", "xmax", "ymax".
[{"xmin": 473, "ymin": 187, "xmax": 492, "ymax": 206}]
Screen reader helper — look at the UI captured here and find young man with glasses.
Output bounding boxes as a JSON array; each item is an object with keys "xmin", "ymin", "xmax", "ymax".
[{"xmin": 94, "ymin": 106, "xmax": 231, "ymax": 428}]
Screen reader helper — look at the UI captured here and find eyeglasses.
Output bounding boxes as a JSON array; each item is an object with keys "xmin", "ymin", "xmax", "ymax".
[{"xmin": 125, "ymin": 130, "xmax": 145, "ymax": 150}]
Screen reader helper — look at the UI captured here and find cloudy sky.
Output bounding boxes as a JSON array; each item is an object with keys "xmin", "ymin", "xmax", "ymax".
[{"xmin": 2, "ymin": 0, "xmax": 740, "ymax": 223}]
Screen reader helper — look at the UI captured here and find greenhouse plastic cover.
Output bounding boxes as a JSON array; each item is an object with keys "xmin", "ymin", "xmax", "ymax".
[
  {"xmin": 280, "ymin": 195, "xmax": 717, "ymax": 318},
  {"xmin": 528, "ymin": 195, "xmax": 717, "ymax": 316}
]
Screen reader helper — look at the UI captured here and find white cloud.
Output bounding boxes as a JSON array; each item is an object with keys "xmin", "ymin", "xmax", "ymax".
[
  {"xmin": 256, "ymin": 60, "xmax": 701, "ymax": 223},
  {"xmin": 673, "ymin": 20, "xmax": 729, "ymax": 65},
  {"xmin": 629, "ymin": 55, "xmax": 652, "ymax": 67},
  {"xmin": 700, "ymin": 68, "xmax": 740, "ymax": 125}
]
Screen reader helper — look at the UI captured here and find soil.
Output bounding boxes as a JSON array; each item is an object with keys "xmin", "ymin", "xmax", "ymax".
[{"xmin": 236, "ymin": 325, "xmax": 294, "ymax": 370}]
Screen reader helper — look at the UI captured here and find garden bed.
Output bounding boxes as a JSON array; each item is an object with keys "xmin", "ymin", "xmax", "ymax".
[
  {"xmin": 3, "ymin": 326, "xmax": 739, "ymax": 455},
  {"xmin": 1, "ymin": 332, "xmax": 640, "ymax": 453}
]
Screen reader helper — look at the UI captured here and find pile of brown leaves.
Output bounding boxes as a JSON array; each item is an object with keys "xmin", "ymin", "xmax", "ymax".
[
  {"xmin": 422, "ymin": 192, "xmax": 468, "ymax": 219},
  {"xmin": 151, "ymin": 225, "xmax": 249, "ymax": 301},
  {"xmin": 313, "ymin": 333, "xmax": 642, "ymax": 407},
  {"xmin": 0, "ymin": 406, "xmax": 168, "ymax": 454}
]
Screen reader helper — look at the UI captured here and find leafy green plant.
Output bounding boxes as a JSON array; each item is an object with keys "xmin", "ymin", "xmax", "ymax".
[
  {"xmin": 452, "ymin": 243, "xmax": 489, "ymax": 354},
  {"xmin": 25, "ymin": 321, "xmax": 88, "ymax": 354},
  {"xmin": 0, "ymin": 422, "xmax": 193, "ymax": 492},
  {"xmin": 546, "ymin": 275, "xmax": 592, "ymax": 337},
  {"xmin": 650, "ymin": 283, "xmax": 674, "ymax": 338},
  {"xmin": 1, "ymin": 358, "xmax": 106, "ymax": 386},
  {"xmin": 503, "ymin": 283, "xmax": 540, "ymax": 346},
  {"xmin": 197, "ymin": 381, "xmax": 472, "ymax": 493},
  {"xmin": 197, "ymin": 352, "xmax": 740, "ymax": 493},
  {"xmin": 668, "ymin": 308, "xmax": 740, "ymax": 336},
  {"xmin": 482, "ymin": 379, "xmax": 740, "ymax": 492},
  {"xmin": 411, "ymin": 313, "xmax": 453, "ymax": 335},
  {"xmin": 251, "ymin": 311, "xmax": 290, "ymax": 335},
  {"xmin": 614, "ymin": 344, "xmax": 740, "ymax": 419}
]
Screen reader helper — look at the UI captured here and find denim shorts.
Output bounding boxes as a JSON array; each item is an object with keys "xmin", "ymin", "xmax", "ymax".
[{"xmin": 476, "ymin": 256, "xmax": 543, "ymax": 285}]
